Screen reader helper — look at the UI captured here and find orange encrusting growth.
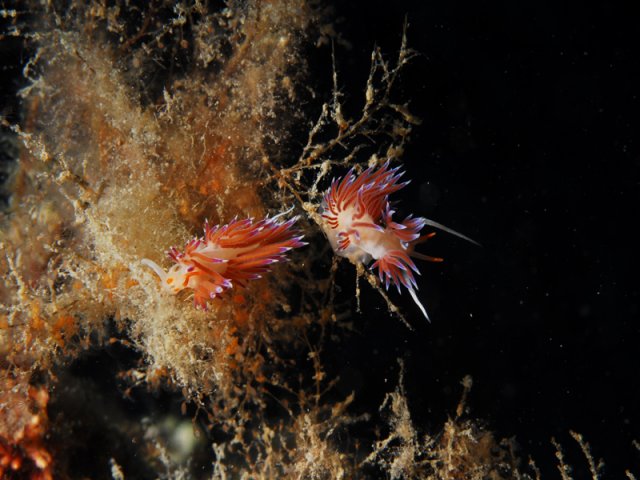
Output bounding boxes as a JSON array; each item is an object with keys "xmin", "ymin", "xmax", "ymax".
[
  {"xmin": 142, "ymin": 212, "xmax": 305, "ymax": 309},
  {"xmin": 0, "ymin": 378, "xmax": 53, "ymax": 480}
]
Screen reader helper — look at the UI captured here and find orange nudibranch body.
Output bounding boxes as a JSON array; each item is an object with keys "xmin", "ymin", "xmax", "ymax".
[
  {"xmin": 320, "ymin": 161, "xmax": 476, "ymax": 321},
  {"xmin": 142, "ymin": 212, "xmax": 305, "ymax": 309}
]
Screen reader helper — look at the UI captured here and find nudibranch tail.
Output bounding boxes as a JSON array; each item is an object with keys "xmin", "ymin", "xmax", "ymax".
[
  {"xmin": 319, "ymin": 161, "xmax": 476, "ymax": 321},
  {"xmin": 142, "ymin": 211, "xmax": 305, "ymax": 309},
  {"xmin": 408, "ymin": 286, "xmax": 429, "ymax": 322},
  {"xmin": 371, "ymin": 248, "xmax": 432, "ymax": 322}
]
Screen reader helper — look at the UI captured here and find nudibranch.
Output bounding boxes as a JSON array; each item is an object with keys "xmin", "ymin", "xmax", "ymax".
[
  {"xmin": 142, "ymin": 211, "xmax": 305, "ymax": 309},
  {"xmin": 320, "ymin": 161, "xmax": 477, "ymax": 321}
]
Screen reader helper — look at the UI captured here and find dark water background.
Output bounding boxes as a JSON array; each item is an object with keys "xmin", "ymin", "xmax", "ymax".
[{"xmin": 335, "ymin": 0, "xmax": 640, "ymax": 476}]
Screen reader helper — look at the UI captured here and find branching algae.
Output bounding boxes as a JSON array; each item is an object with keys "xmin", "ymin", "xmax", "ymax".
[{"xmin": 0, "ymin": 1, "xmax": 539, "ymax": 479}]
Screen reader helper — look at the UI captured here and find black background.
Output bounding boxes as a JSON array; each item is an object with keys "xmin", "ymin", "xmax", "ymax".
[{"xmin": 332, "ymin": 0, "xmax": 640, "ymax": 476}]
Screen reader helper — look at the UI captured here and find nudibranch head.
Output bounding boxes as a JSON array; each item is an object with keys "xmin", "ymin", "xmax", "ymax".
[
  {"xmin": 142, "ymin": 211, "xmax": 306, "ymax": 309},
  {"xmin": 320, "ymin": 161, "xmax": 476, "ymax": 321}
]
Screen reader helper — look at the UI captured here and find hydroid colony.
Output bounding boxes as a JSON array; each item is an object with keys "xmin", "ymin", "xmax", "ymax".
[{"xmin": 0, "ymin": 1, "xmax": 523, "ymax": 478}]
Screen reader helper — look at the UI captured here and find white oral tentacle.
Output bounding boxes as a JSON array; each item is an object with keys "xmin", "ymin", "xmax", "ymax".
[
  {"xmin": 141, "ymin": 258, "xmax": 167, "ymax": 283},
  {"xmin": 421, "ymin": 218, "xmax": 481, "ymax": 247}
]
